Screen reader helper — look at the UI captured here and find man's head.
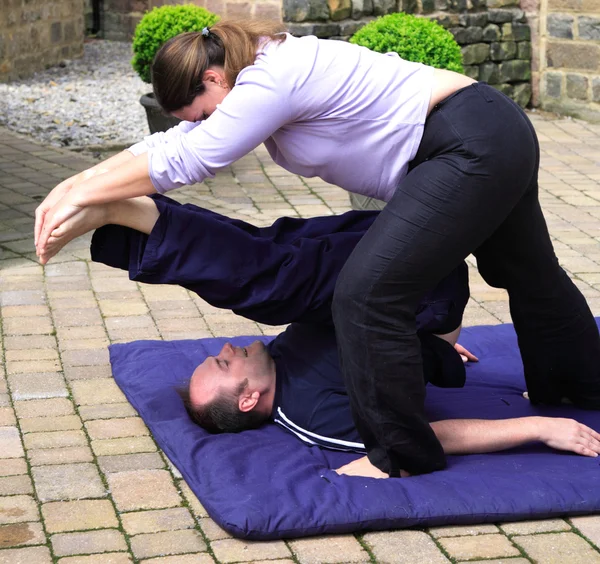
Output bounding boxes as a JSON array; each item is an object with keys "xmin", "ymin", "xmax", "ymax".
[{"xmin": 182, "ymin": 340, "xmax": 276, "ymax": 433}]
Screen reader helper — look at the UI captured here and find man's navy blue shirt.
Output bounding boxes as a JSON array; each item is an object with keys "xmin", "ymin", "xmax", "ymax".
[{"xmin": 269, "ymin": 323, "xmax": 366, "ymax": 452}]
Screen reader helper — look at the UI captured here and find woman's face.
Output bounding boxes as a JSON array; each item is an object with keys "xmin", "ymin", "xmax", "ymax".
[{"xmin": 171, "ymin": 68, "xmax": 230, "ymax": 123}]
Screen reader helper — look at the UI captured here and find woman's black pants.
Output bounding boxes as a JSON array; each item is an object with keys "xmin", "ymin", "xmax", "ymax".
[{"xmin": 332, "ymin": 83, "xmax": 600, "ymax": 476}]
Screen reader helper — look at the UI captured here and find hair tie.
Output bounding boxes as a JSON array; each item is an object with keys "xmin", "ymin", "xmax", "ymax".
[{"xmin": 201, "ymin": 27, "xmax": 210, "ymax": 37}]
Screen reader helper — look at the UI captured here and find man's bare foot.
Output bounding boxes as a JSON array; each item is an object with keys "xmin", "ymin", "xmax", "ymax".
[{"xmin": 39, "ymin": 204, "xmax": 112, "ymax": 265}]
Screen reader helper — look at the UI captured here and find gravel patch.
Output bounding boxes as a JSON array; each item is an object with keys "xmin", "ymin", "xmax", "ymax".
[{"xmin": 0, "ymin": 39, "xmax": 151, "ymax": 151}]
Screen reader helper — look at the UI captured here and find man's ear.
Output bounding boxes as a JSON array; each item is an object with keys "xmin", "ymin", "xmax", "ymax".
[{"xmin": 239, "ymin": 391, "xmax": 260, "ymax": 413}]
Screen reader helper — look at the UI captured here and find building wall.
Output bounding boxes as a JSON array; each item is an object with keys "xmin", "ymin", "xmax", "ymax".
[
  {"xmin": 286, "ymin": 0, "xmax": 533, "ymax": 107},
  {"xmin": 0, "ymin": 0, "xmax": 85, "ymax": 82},
  {"xmin": 99, "ymin": 0, "xmax": 281, "ymax": 41},
  {"xmin": 537, "ymin": 0, "xmax": 600, "ymax": 120}
]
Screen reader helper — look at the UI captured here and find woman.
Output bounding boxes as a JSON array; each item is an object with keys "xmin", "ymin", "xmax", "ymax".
[{"xmin": 35, "ymin": 19, "xmax": 600, "ymax": 478}]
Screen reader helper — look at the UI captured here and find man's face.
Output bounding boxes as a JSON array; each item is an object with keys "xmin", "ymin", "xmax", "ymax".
[{"xmin": 189, "ymin": 340, "xmax": 271, "ymax": 408}]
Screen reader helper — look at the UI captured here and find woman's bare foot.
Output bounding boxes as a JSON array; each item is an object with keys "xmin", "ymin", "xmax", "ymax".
[{"xmin": 39, "ymin": 204, "xmax": 112, "ymax": 265}]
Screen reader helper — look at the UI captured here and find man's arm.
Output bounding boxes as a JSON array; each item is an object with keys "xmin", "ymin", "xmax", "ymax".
[{"xmin": 336, "ymin": 416, "xmax": 600, "ymax": 478}]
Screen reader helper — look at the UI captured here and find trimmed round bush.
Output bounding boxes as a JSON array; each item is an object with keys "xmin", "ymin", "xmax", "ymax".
[
  {"xmin": 132, "ymin": 4, "xmax": 219, "ymax": 83},
  {"xmin": 350, "ymin": 13, "xmax": 464, "ymax": 73}
]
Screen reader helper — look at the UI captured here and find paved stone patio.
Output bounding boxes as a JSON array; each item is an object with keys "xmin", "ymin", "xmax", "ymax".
[{"xmin": 1, "ymin": 114, "xmax": 600, "ymax": 563}]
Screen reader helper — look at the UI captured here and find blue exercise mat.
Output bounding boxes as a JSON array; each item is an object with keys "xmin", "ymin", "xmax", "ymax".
[{"xmin": 109, "ymin": 323, "xmax": 600, "ymax": 540}]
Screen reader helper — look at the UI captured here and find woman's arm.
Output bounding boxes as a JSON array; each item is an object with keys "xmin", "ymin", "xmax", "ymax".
[
  {"xmin": 34, "ymin": 149, "xmax": 137, "ymax": 247},
  {"xmin": 337, "ymin": 416, "xmax": 600, "ymax": 478},
  {"xmin": 36, "ymin": 154, "xmax": 156, "ymax": 255}
]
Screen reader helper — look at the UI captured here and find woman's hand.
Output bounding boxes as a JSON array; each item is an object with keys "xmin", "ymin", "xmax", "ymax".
[
  {"xmin": 36, "ymin": 195, "xmax": 84, "ymax": 264},
  {"xmin": 336, "ymin": 456, "xmax": 411, "ymax": 478},
  {"xmin": 336, "ymin": 456, "xmax": 389, "ymax": 478},
  {"xmin": 35, "ymin": 167, "xmax": 105, "ymax": 250},
  {"xmin": 455, "ymin": 343, "xmax": 478, "ymax": 363},
  {"xmin": 538, "ymin": 417, "xmax": 600, "ymax": 457}
]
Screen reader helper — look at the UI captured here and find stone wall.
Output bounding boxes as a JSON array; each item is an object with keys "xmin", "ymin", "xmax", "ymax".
[
  {"xmin": 285, "ymin": 0, "xmax": 533, "ymax": 106},
  {"xmin": 98, "ymin": 0, "xmax": 281, "ymax": 41},
  {"xmin": 0, "ymin": 0, "xmax": 85, "ymax": 82},
  {"xmin": 537, "ymin": 0, "xmax": 600, "ymax": 121}
]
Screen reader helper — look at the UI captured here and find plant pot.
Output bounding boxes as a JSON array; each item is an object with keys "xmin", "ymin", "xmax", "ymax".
[{"xmin": 140, "ymin": 93, "xmax": 182, "ymax": 134}]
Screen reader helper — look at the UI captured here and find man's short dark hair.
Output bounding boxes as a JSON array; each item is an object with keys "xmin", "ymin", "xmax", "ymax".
[{"xmin": 178, "ymin": 378, "xmax": 269, "ymax": 433}]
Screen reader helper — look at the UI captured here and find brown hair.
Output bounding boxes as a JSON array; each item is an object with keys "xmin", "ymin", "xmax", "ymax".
[
  {"xmin": 177, "ymin": 378, "xmax": 269, "ymax": 434},
  {"xmin": 152, "ymin": 19, "xmax": 287, "ymax": 113}
]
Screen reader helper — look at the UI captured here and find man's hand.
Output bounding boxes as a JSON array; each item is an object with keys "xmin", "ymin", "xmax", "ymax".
[
  {"xmin": 538, "ymin": 417, "xmax": 600, "ymax": 457},
  {"xmin": 455, "ymin": 343, "xmax": 478, "ymax": 363}
]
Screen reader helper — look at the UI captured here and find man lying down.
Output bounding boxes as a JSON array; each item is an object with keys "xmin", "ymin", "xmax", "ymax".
[{"xmin": 43, "ymin": 194, "xmax": 600, "ymax": 478}]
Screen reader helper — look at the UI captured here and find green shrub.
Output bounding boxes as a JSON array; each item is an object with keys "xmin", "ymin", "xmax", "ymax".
[
  {"xmin": 350, "ymin": 13, "xmax": 464, "ymax": 73},
  {"xmin": 132, "ymin": 4, "xmax": 219, "ymax": 83}
]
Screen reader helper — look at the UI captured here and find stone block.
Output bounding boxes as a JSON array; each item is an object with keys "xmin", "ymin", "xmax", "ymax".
[
  {"xmin": 0, "ymin": 496, "xmax": 38, "ymax": 524},
  {"xmin": 0, "ymin": 546, "xmax": 52, "ymax": 564},
  {"xmin": 290, "ymin": 535, "xmax": 369, "ymax": 563},
  {"xmin": 0, "ymin": 459, "xmax": 27, "ymax": 477},
  {"xmin": 487, "ymin": 0, "xmax": 519, "ymax": 5},
  {"xmin": 490, "ymin": 41, "xmax": 517, "ymax": 60},
  {"xmin": 469, "ymin": 12, "xmax": 489, "ymax": 27},
  {"xmin": 451, "ymin": 27, "xmax": 484, "ymax": 44},
  {"xmin": 502, "ymin": 22, "xmax": 514, "ymax": 39},
  {"xmin": 518, "ymin": 41, "xmax": 532, "ymax": 59},
  {"xmin": 91, "ymin": 436, "xmax": 156, "ymax": 456},
  {"xmin": 0, "ymin": 522, "xmax": 45, "ymax": 549},
  {"xmin": 32, "ymin": 463, "xmax": 105, "ymax": 502},
  {"xmin": 107, "ymin": 470, "xmax": 181, "ymax": 511},
  {"xmin": 28, "ymin": 446, "xmax": 94, "ymax": 466},
  {"xmin": 579, "ymin": 16, "xmax": 600, "ymax": 41},
  {"xmin": 283, "ymin": 0, "xmax": 329, "ymax": 22},
  {"xmin": 566, "ymin": 73, "xmax": 589, "ymax": 99},
  {"xmin": 488, "ymin": 8, "xmax": 514, "ymax": 23},
  {"xmin": 548, "ymin": 13, "xmax": 574, "ymax": 39},
  {"xmin": 464, "ymin": 65, "xmax": 480, "ymax": 79},
  {"xmin": 547, "ymin": 41, "xmax": 599, "ymax": 70},
  {"xmin": 513, "ymin": 532, "xmax": 600, "ymax": 563},
  {"xmin": 372, "ymin": 0, "xmax": 396, "ymax": 15},
  {"xmin": 501, "ymin": 518, "xmax": 571, "ymax": 534},
  {"xmin": 42, "ymin": 500, "xmax": 118, "ymax": 533},
  {"xmin": 593, "ymin": 77, "xmax": 600, "ymax": 102},
  {"xmin": 23, "ymin": 429, "xmax": 87, "ymax": 450},
  {"xmin": 328, "ymin": 0, "xmax": 351, "ymax": 19},
  {"xmin": 78, "ymin": 403, "xmax": 136, "ymax": 421},
  {"xmin": 422, "ymin": 0, "xmax": 436, "ymax": 12},
  {"xmin": 50, "ymin": 22, "xmax": 62, "ymax": 44},
  {"xmin": 8, "ymin": 372, "xmax": 67, "ymax": 401},
  {"xmin": 483, "ymin": 24, "xmax": 501, "ymax": 41},
  {"xmin": 14, "ymin": 397, "xmax": 74, "ymax": 419},
  {"xmin": 480, "ymin": 61, "xmax": 501, "ymax": 83},
  {"xmin": 85, "ymin": 417, "xmax": 148, "ymax": 440},
  {"xmin": 462, "ymin": 43, "xmax": 490, "ymax": 65},
  {"xmin": 351, "ymin": 0, "xmax": 373, "ymax": 18},
  {"xmin": 499, "ymin": 59, "xmax": 532, "ymax": 81},
  {"xmin": 512, "ymin": 82, "xmax": 532, "ymax": 106},
  {"xmin": 121, "ymin": 507, "xmax": 194, "ymax": 535},
  {"xmin": 340, "ymin": 20, "xmax": 366, "ymax": 35},
  {"xmin": 57, "ymin": 553, "xmax": 132, "ymax": 564},
  {"xmin": 20, "ymin": 415, "xmax": 81, "ymax": 434},
  {"xmin": 512, "ymin": 23, "xmax": 531, "ymax": 40},
  {"xmin": 363, "ymin": 530, "xmax": 449, "ymax": 563},
  {"xmin": 0, "ymin": 426, "xmax": 24, "ymax": 458},
  {"xmin": 71, "ymin": 379, "xmax": 126, "ymax": 406},
  {"xmin": 130, "ymin": 530, "xmax": 207, "ymax": 559},
  {"xmin": 211, "ymin": 538, "xmax": 291, "ymax": 562},
  {"xmin": 439, "ymin": 534, "xmax": 520, "ymax": 560},
  {"xmin": 51, "ymin": 529, "xmax": 128, "ymax": 557},
  {"xmin": 0, "ymin": 475, "xmax": 33, "ymax": 496}
]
